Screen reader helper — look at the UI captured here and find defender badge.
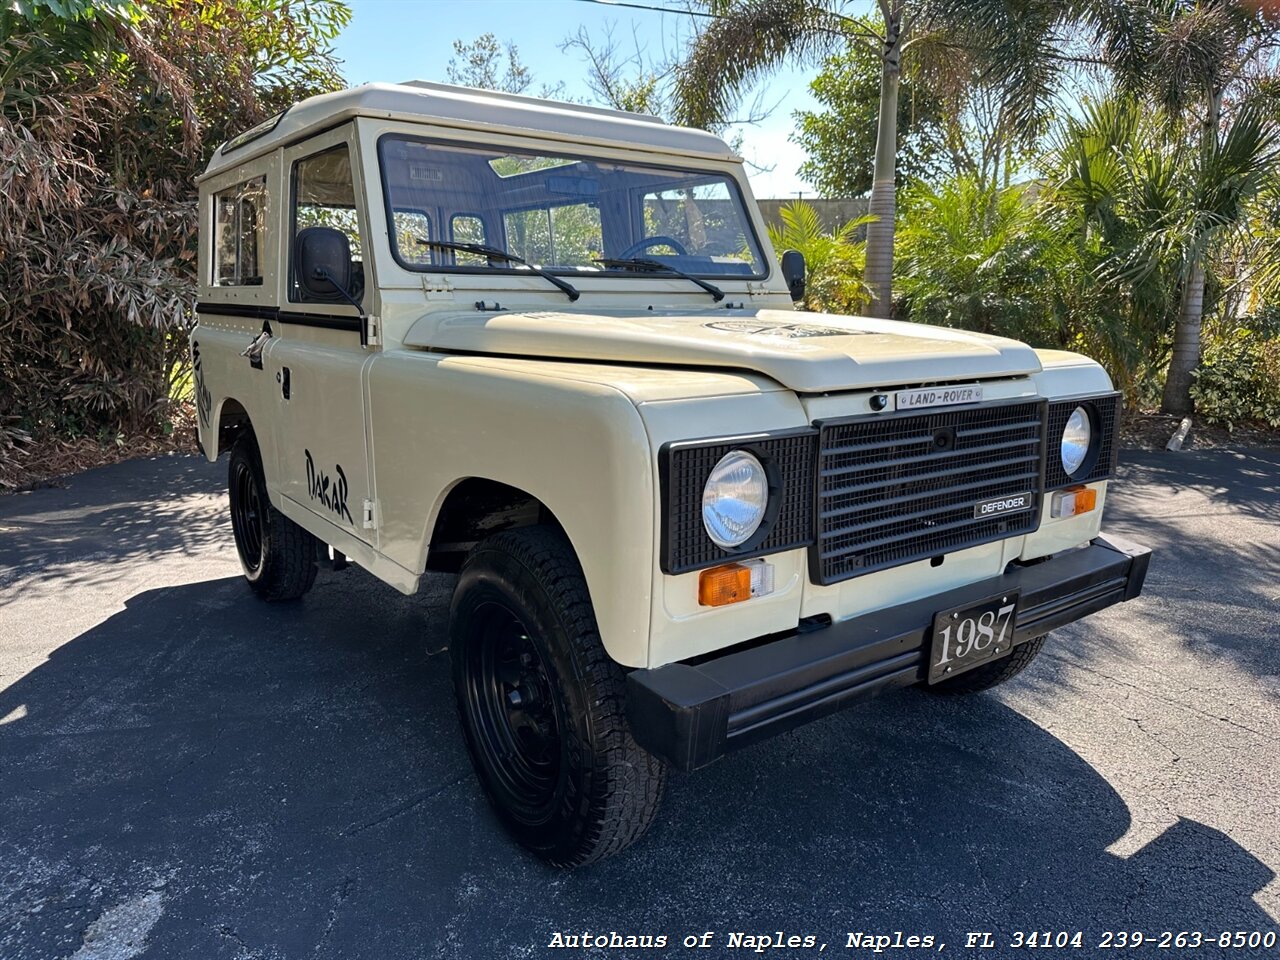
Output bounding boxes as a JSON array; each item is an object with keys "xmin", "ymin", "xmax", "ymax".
[{"xmin": 974, "ymin": 492, "xmax": 1033, "ymax": 519}]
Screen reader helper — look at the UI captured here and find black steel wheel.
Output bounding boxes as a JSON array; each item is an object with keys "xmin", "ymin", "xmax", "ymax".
[
  {"xmin": 227, "ymin": 433, "xmax": 318, "ymax": 601},
  {"xmin": 229, "ymin": 455, "xmax": 266, "ymax": 576},
  {"xmin": 450, "ymin": 526, "xmax": 667, "ymax": 867},
  {"xmin": 458, "ymin": 602, "xmax": 563, "ymax": 825}
]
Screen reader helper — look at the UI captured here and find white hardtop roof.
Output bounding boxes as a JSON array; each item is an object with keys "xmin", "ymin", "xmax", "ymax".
[{"xmin": 201, "ymin": 80, "xmax": 739, "ymax": 181}]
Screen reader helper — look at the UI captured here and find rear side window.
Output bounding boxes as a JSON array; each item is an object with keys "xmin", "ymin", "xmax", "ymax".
[{"xmin": 213, "ymin": 177, "xmax": 267, "ymax": 286}]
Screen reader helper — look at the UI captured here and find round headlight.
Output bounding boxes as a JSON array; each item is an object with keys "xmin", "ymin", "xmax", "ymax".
[
  {"xmin": 702, "ymin": 450, "xmax": 768, "ymax": 549},
  {"xmin": 1060, "ymin": 406, "xmax": 1092, "ymax": 476}
]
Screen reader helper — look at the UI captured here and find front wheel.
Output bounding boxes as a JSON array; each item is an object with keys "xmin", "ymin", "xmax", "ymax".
[
  {"xmin": 926, "ymin": 634, "xmax": 1048, "ymax": 694},
  {"xmin": 449, "ymin": 526, "xmax": 666, "ymax": 867}
]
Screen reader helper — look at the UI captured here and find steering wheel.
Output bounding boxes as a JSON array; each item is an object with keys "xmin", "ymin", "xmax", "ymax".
[{"xmin": 618, "ymin": 235, "xmax": 688, "ymax": 259}]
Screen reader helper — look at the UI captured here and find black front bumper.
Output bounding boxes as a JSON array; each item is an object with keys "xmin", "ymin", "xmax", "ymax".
[{"xmin": 627, "ymin": 533, "xmax": 1151, "ymax": 772}]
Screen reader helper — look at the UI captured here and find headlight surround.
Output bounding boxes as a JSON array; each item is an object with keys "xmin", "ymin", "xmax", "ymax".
[
  {"xmin": 1060, "ymin": 405, "xmax": 1092, "ymax": 476},
  {"xmin": 701, "ymin": 450, "xmax": 769, "ymax": 548}
]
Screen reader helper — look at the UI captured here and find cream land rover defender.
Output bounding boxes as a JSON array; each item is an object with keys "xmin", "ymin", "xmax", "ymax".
[{"xmin": 191, "ymin": 81, "xmax": 1151, "ymax": 866}]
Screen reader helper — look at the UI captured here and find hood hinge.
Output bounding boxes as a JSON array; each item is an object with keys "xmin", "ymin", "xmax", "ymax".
[{"xmin": 422, "ymin": 275, "xmax": 455, "ymax": 301}]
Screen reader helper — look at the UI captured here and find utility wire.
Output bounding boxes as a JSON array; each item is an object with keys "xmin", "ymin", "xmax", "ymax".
[
  {"xmin": 568, "ymin": 0, "xmax": 721, "ymax": 18},
  {"xmin": 568, "ymin": 0, "xmax": 1116, "ymax": 67}
]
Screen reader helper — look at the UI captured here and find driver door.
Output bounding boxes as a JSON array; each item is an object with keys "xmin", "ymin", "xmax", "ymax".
[{"xmin": 269, "ymin": 125, "xmax": 376, "ymax": 545}]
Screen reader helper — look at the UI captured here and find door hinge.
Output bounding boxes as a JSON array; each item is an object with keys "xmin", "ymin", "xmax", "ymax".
[
  {"xmin": 422, "ymin": 275, "xmax": 455, "ymax": 301},
  {"xmin": 365, "ymin": 315, "xmax": 380, "ymax": 347},
  {"xmin": 361, "ymin": 499, "xmax": 377, "ymax": 530}
]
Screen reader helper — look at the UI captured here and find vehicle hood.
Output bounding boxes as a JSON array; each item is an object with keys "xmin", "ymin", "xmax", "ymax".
[{"xmin": 401, "ymin": 308, "xmax": 1042, "ymax": 392}]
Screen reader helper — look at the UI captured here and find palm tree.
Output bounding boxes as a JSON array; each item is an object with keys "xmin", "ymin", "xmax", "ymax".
[
  {"xmin": 1133, "ymin": 1, "xmax": 1280, "ymax": 414},
  {"xmin": 675, "ymin": 0, "xmax": 1144, "ymax": 319},
  {"xmin": 1044, "ymin": 94, "xmax": 1277, "ymax": 406}
]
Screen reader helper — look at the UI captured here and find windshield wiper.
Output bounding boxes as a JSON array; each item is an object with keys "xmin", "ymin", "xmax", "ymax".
[
  {"xmin": 415, "ymin": 238, "xmax": 579, "ymax": 302},
  {"xmin": 594, "ymin": 257, "xmax": 725, "ymax": 302}
]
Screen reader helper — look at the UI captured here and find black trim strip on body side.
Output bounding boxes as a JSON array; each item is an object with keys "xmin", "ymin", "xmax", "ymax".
[{"xmin": 195, "ymin": 302, "xmax": 361, "ymax": 332}]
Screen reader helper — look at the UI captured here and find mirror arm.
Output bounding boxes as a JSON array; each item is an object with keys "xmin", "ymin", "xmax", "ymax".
[{"xmin": 313, "ymin": 266, "xmax": 371, "ymax": 347}]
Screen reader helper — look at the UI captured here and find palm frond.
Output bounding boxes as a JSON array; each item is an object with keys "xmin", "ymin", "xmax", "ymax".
[{"xmin": 673, "ymin": 0, "xmax": 845, "ymax": 129}]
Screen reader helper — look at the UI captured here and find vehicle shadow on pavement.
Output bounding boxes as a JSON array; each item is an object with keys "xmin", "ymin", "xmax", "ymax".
[{"xmin": 1, "ymin": 569, "xmax": 1274, "ymax": 959}]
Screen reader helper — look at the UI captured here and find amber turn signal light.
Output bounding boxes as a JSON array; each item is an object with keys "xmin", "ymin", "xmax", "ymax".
[
  {"xmin": 1050, "ymin": 484, "xmax": 1097, "ymax": 519},
  {"xmin": 698, "ymin": 563, "xmax": 752, "ymax": 607}
]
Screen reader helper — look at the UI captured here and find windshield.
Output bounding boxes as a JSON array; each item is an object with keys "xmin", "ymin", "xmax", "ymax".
[{"xmin": 378, "ymin": 136, "xmax": 766, "ymax": 279}]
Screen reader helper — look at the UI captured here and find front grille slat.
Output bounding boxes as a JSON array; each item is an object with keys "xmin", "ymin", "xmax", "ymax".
[
  {"xmin": 820, "ymin": 470, "xmax": 1042, "ymax": 521},
  {"xmin": 823, "ymin": 416, "xmax": 1044, "ymax": 457},
  {"xmin": 813, "ymin": 400, "xmax": 1046, "ymax": 584},
  {"xmin": 820, "ymin": 435, "xmax": 1039, "ymax": 475},
  {"xmin": 821, "ymin": 452, "xmax": 1042, "ymax": 494}
]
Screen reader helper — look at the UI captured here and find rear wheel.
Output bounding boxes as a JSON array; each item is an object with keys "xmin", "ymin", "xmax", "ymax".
[
  {"xmin": 228, "ymin": 433, "xmax": 318, "ymax": 601},
  {"xmin": 449, "ymin": 526, "xmax": 666, "ymax": 867},
  {"xmin": 927, "ymin": 634, "xmax": 1048, "ymax": 694}
]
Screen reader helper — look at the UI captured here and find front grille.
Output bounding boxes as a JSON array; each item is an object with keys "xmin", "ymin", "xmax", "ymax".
[{"xmin": 813, "ymin": 400, "xmax": 1047, "ymax": 585}]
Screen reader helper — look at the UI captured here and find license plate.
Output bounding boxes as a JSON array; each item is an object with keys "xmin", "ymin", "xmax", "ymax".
[
  {"xmin": 895, "ymin": 385, "xmax": 983, "ymax": 410},
  {"xmin": 927, "ymin": 591, "xmax": 1020, "ymax": 684}
]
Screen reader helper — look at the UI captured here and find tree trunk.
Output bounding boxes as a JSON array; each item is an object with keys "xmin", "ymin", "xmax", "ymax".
[
  {"xmin": 1161, "ymin": 259, "xmax": 1205, "ymax": 415},
  {"xmin": 864, "ymin": 5, "xmax": 903, "ymax": 319},
  {"xmin": 1161, "ymin": 85, "xmax": 1222, "ymax": 415}
]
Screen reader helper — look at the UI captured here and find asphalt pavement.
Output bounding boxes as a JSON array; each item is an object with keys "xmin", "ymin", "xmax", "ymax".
[{"xmin": 0, "ymin": 447, "xmax": 1277, "ymax": 959}]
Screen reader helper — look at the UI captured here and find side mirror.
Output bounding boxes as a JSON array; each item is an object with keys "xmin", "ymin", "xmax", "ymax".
[
  {"xmin": 295, "ymin": 226, "xmax": 353, "ymax": 302},
  {"xmin": 780, "ymin": 249, "xmax": 807, "ymax": 303}
]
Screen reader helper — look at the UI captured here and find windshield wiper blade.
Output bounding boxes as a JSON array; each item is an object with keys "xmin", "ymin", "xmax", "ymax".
[
  {"xmin": 594, "ymin": 257, "xmax": 725, "ymax": 302},
  {"xmin": 415, "ymin": 238, "xmax": 579, "ymax": 302}
]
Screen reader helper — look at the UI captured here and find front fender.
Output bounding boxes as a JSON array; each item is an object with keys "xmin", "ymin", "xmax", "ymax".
[{"xmin": 368, "ymin": 352, "xmax": 655, "ymax": 668}]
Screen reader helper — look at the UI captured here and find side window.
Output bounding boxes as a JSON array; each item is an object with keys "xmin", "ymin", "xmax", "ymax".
[
  {"xmin": 451, "ymin": 214, "xmax": 487, "ymax": 265},
  {"xmin": 451, "ymin": 214, "xmax": 485, "ymax": 245},
  {"xmin": 292, "ymin": 144, "xmax": 362, "ymax": 303},
  {"xmin": 642, "ymin": 183, "xmax": 744, "ymax": 260},
  {"xmin": 392, "ymin": 210, "xmax": 432, "ymax": 265},
  {"xmin": 503, "ymin": 202, "xmax": 601, "ymax": 267},
  {"xmin": 213, "ymin": 177, "xmax": 267, "ymax": 286}
]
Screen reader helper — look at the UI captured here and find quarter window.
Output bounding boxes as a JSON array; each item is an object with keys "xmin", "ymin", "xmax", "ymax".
[
  {"xmin": 503, "ymin": 202, "xmax": 602, "ymax": 267},
  {"xmin": 213, "ymin": 177, "xmax": 267, "ymax": 286}
]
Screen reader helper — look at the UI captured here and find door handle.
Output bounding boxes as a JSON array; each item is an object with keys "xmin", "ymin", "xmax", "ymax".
[{"xmin": 241, "ymin": 325, "xmax": 271, "ymax": 370}]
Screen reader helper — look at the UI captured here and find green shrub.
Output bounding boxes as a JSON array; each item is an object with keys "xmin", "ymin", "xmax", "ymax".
[
  {"xmin": 766, "ymin": 200, "xmax": 873, "ymax": 314},
  {"xmin": 895, "ymin": 175, "xmax": 1065, "ymax": 347},
  {"xmin": 1190, "ymin": 324, "xmax": 1280, "ymax": 428}
]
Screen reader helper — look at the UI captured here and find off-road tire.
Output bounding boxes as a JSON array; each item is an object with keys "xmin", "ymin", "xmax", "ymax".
[
  {"xmin": 449, "ymin": 526, "xmax": 667, "ymax": 867},
  {"xmin": 228, "ymin": 433, "xmax": 318, "ymax": 601},
  {"xmin": 927, "ymin": 634, "xmax": 1048, "ymax": 695}
]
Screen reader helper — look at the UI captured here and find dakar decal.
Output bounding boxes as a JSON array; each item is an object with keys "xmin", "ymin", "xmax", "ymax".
[
  {"xmin": 191, "ymin": 340, "xmax": 213, "ymax": 429},
  {"xmin": 702, "ymin": 319, "xmax": 863, "ymax": 339},
  {"xmin": 305, "ymin": 449, "xmax": 354, "ymax": 525}
]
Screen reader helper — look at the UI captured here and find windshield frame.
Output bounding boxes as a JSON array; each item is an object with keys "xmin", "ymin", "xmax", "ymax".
[{"xmin": 375, "ymin": 132, "xmax": 770, "ymax": 282}]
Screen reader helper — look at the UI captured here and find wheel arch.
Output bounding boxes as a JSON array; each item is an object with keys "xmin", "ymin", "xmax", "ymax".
[
  {"xmin": 213, "ymin": 397, "xmax": 253, "ymax": 459},
  {"xmin": 425, "ymin": 476, "xmax": 567, "ymax": 574}
]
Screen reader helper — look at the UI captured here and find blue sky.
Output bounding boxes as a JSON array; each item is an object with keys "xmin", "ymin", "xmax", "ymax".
[{"xmin": 333, "ymin": 0, "xmax": 830, "ymax": 198}]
